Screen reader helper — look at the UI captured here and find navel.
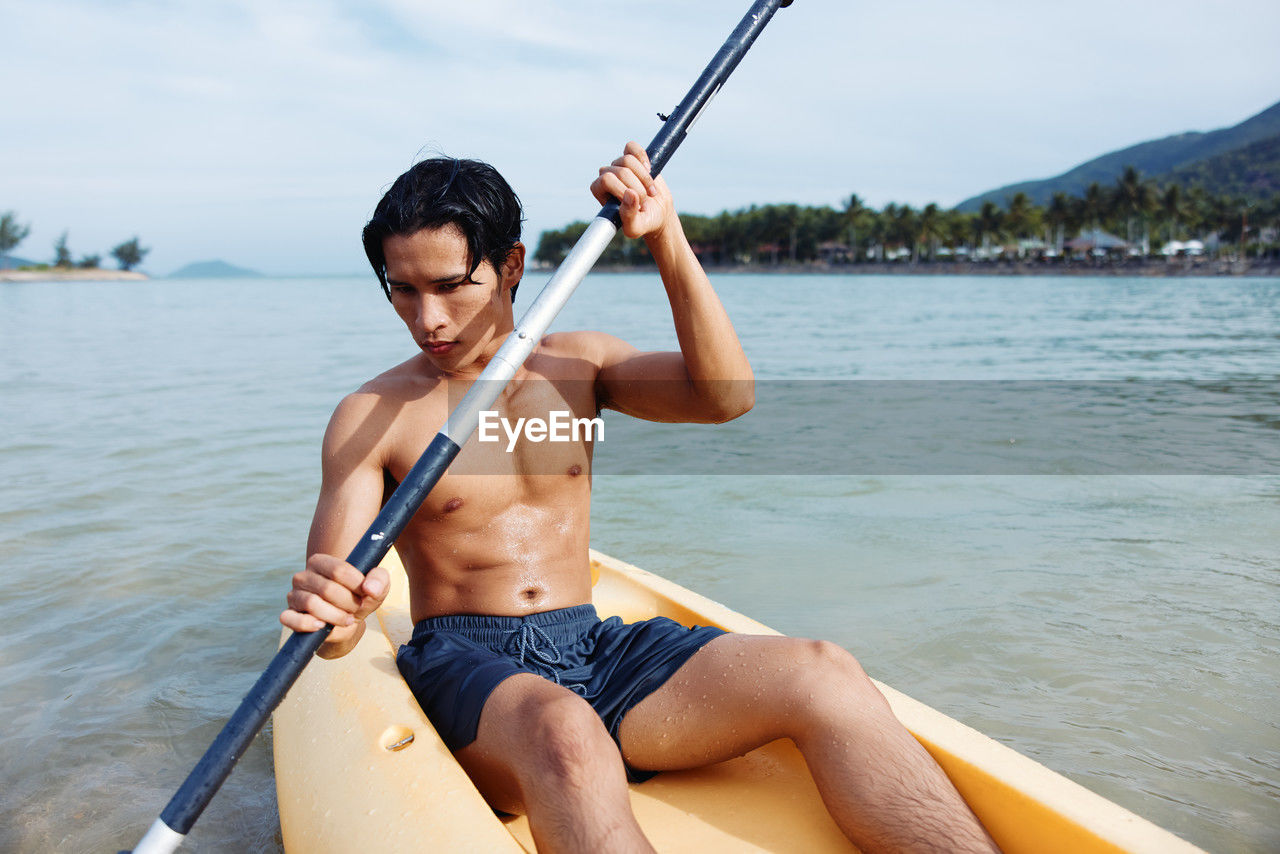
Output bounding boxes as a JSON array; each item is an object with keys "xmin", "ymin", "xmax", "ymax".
[
  {"xmin": 567, "ymin": 464, "xmax": 582, "ymax": 477},
  {"xmin": 443, "ymin": 496, "xmax": 464, "ymax": 513}
]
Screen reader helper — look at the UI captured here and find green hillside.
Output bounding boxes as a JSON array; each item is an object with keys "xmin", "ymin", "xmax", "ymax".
[
  {"xmin": 1161, "ymin": 134, "xmax": 1280, "ymax": 200},
  {"xmin": 956, "ymin": 99, "xmax": 1280, "ymax": 211}
]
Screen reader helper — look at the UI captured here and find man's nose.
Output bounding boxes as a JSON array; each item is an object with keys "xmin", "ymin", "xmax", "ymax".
[{"xmin": 416, "ymin": 294, "xmax": 447, "ymax": 330}]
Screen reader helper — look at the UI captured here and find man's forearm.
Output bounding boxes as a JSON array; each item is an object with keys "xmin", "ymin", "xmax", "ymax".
[{"xmin": 646, "ymin": 224, "xmax": 754, "ymax": 415}]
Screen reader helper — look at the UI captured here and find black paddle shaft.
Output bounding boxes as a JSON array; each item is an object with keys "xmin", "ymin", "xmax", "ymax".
[{"xmin": 137, "ymin": 0, "xmax": 793, "ymax": 847}]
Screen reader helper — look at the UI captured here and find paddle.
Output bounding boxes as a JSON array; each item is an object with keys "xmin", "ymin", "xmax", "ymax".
[{"xmin": 126, "ymin": 2, "xmax": 792, "ymax": 851}]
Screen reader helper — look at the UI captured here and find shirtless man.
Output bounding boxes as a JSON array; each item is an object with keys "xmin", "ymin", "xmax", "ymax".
[{"xmin": 281, "ymin": 142, "xmax": 998, "ymax": 854}]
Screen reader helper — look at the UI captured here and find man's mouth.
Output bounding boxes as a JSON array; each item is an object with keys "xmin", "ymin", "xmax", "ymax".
[{"xmin": 424, "ymin": 340, "xmax": 457, "ymax": 355}]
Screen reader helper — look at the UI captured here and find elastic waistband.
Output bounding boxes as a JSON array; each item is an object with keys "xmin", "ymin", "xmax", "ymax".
[{"xmin": 410, "ymin": 604, "xmax": 599, "ymax": 646}]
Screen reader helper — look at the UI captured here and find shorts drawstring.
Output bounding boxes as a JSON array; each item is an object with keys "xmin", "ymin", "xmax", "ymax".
[
  {"xmin": 507, "ymin": 622, "xmax": 562, "ymax": 680},
  {"xmin": 505, "ymin": 622, "xmax": 587, "ymax": 694}
]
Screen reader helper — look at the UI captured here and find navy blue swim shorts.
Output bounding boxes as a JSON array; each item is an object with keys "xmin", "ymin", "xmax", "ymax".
[{"xmin": 395, "ymin": 604, "xmax": 725, "ymax": 781}]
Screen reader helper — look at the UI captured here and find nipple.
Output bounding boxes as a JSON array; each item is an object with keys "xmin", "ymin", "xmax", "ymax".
[
  {"xmin": 443, "ymin": 496, "xmax": 464, "ymax": 512},
  {"xmin": 567, "ymin": 464, "xmax": 582, "ymax": 477}
]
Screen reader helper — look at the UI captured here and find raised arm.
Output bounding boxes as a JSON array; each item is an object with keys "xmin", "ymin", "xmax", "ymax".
[
  {"xmin": 279, "ymin": 392, "xmax": 391, "ymax": 659},
  {"xmin": 589, "ymin": 141, "xmax": 754, "ymax": 423}
]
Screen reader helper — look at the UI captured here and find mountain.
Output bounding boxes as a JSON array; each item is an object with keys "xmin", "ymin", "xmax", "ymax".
[
  {"xmin": 1162, "ymin": 134, "xmax": 1280, "ymax": 200},
  {"xmin": 956, "ymin": 99, "xmax": 1280, "ymax": 212},
  {"xmin": 168, "ymin": 259, "xmax": 261, "ymax": 278},
  {"xmin": 1, "ymin": 254, "xmax": 37, "ymax": 269}
]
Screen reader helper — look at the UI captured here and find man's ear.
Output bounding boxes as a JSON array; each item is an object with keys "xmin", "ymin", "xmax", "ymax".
[{"xmin": 499, "ymin": 242, "xmax": 525, "ymax": 293}]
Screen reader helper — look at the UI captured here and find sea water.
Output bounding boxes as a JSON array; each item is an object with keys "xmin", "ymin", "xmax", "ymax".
[{"xmin": 0, "ymin": 272, "xmax": 1276, "ymax": 852}]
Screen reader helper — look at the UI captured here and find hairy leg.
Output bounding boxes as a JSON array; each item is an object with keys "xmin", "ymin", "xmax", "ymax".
[
  {"xmin": 454, "ymin": 673, "xmax": 654, "ymax": 854},
  {"xmin": 618, "ymin": 634, "xmax": 999, "ymax": 854}
]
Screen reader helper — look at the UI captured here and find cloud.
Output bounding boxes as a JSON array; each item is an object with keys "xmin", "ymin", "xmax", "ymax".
[{"xmin": 3, "ymin": 0, "xmax": 1278, "ymax": 273}]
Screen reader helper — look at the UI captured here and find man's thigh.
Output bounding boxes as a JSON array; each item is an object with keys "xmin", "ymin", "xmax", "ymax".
[{"xmin": 616, "ymin": 633, "xmax": 853, "ymax": 773}]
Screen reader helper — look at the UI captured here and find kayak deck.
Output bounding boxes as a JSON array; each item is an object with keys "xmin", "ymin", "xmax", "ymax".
[{"xmin": 273, "ymin": 549, "xmax": 1201, "ymax": 853}]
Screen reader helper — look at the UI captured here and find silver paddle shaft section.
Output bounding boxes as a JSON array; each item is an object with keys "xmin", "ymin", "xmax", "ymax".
[
  {"xmin": 132, "ymin": 819, "xmax": 183, "ymax": 854},
  {"xmin": 443, "ymin": 215, "xmax": 618, "ymax": 442}
]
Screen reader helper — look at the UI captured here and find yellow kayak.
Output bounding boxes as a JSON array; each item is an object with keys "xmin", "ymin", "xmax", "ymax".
[{"xmin": 273, "ymin": 549, "xmax": 1201, "ymax": 853}]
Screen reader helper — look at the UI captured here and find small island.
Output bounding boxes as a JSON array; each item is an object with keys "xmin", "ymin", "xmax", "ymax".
[
  {"xmin": 168, "ymin": 259, "xmax": 261, "ymax": 278},
  {"xmin": 1, "ymin": 218, "xmax": 151, "ymax": 282}
]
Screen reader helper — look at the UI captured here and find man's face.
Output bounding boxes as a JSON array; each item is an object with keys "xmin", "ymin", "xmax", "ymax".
[{"xmin": 382, "ymin": 224, "xmax": 522, "ymax": 374}]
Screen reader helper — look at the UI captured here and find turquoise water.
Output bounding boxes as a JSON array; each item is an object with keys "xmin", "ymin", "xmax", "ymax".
[{"xmin": 1, "ymin": 273, "xmax": 1277, "ymax": 852}]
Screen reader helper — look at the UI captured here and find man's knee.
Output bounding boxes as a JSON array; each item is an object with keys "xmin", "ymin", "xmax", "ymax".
[
  {"xmin": 519, "ymin": 691, "xmax": 622, "ymax": 785},
  {"xmin": 790, "ymin": 638, "xmax": 868, "ymax": 681},
  {"xmin": 785, "ymin": 639, "xmax": 888, "ymax": 723}
]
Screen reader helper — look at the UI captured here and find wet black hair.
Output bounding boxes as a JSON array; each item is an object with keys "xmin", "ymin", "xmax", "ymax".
[{"xmin": 362, "ymin": 157, "xmax": 524, "ymax": 302}]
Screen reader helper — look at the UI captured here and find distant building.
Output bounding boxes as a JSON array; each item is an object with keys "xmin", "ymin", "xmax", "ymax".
[
  {"xmin": 818, "ymin": 241, "xmax": 853, "ymax": 263},
  {"xmin": 1064, "ymin": 230, "xmax": 1129, "ymax": 256}
]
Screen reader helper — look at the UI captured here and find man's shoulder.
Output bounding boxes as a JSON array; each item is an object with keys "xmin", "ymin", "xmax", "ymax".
[
  {"xmin": 538, "ymin": 330, "xmax": 633, "ymax": 365},
  {"xmin": 327, "ymin": 356, "xmax": 444, "ymax": 438},
  {"xmin": 348, "ymin": 355, "xmax": 441, "ymax": 401}
]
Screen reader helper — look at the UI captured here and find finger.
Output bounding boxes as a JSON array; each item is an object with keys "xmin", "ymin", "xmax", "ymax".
[
  {"xmin": 362, "ymin": 566, "xmax": 389, "ymax": 600},
  {"xmin": 597, "ymin": 170, "xmax": 634, "ymax": 205},
  {"xmin": 306, "ymin": 553, "xmax": 367, "ymax": 592},
  {"xmin": 294, "ymin": 566, "xmax": 364, "ymax": 609},
  {"xmin": 602, "ymin": 165, "xmax": 647, "ymax": 203},
  {"xmin": 287, "ymin": 588, "xmax": 357, "ymax": 627},
  {"xmin": 625, "ymin": 141, "xmax": 650, "ymax": 171},
  {"xmin": 619, "ymin": 152, "xmax": 653, "ymax": 186},
  {"xmin": 353, "ymin": 567, "xmax": 391, "ymax": 619},
  {"xmin": 590, "ymin": 175, "xmax": 610, "ymax": 206},
  {"xmin": 281, "ymin": 608, "xmax": 327, "ymax": 633}
]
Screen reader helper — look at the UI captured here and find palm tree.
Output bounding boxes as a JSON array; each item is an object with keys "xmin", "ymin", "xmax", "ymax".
[
  {"xmin": 1004, "ymin": 193, "xmax": 1032, "ymax": 239},
  {"xmin": 0, "ymin": 211, "xmax": 32, "ymax": 268},
  {"xmin": 1045, "ymin": 192, "xmax": 1071, "ymax": 254},
  {"xmin": 945, "ymin": 210, "xmax": 972, "ymax": 259},
  {"xmin": 890, "ymin": 204, "xmax": 919, "ymax": 263},
  {"xmin": 1114, "ymin": 166, "xmax": 1156, "ymax": 252},
  {"xmin": 975, "ymin": 201, "xmax": 1004, "ymax": 259},
  {"xmin": 918, "ymin": 203, "xmax": 943, "ymax": 261},
  {"xmin": 868, "ymin": 207, "xmax": 888, "ymax": 261},
  {"xmin": 843, "ymin": 193, "xmax": 870, "ymax": 263},
  {"xmin": 1080, "ymin": 182, "xmax": 1107, "ymax": 250},
  {"xmin": 1158, "ymin": 184, "xmax": 1187, "ymax": 245}
]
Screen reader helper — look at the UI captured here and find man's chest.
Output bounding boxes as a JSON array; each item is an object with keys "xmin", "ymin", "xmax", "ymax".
[{"xmin": 383, "ymin": 373, "xmax": 598, "ymax": 521}]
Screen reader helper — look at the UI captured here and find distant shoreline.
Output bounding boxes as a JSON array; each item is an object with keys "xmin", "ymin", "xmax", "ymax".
[
  {"xmin": 578, "ymin": 257, "xmax": 1280, "ymax": 277},
  {"xmin": 0, "ymin": 269, "xmax": 149, "ymax": 282}
]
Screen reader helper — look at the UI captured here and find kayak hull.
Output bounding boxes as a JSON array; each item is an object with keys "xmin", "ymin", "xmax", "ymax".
[{"xmin": 273, "ymin": 549, "xmax": 1200, "ymax": 853}]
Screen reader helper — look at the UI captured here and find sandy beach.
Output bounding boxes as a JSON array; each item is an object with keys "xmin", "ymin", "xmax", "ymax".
[{"xmin": 0, "ymin": 269, "xmax": 148, "ymax": 282}]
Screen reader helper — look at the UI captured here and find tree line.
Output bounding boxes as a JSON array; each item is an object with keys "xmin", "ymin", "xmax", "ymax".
[
  {"xmin": 533, "ymin": 167, "xmax": 1280, "ymax": 267},
  {"xmin": 0, "ymin": 211, "xmax": 150, "ymax": 271}
]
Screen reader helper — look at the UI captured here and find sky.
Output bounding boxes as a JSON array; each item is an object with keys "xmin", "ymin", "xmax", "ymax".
[{"xmin": 3, "ymin": 0, "xmax": 1279, "ymax": 276}]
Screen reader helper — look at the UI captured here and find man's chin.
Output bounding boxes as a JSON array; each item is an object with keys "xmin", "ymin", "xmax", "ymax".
[{"xmin": 421, "ymin": 345, "xmax": 478, "ymax": 373}]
